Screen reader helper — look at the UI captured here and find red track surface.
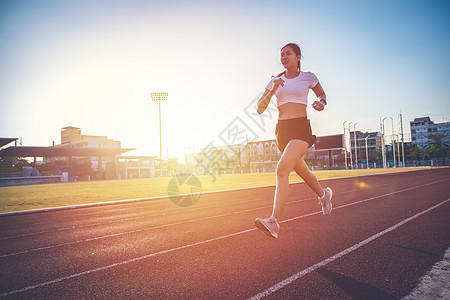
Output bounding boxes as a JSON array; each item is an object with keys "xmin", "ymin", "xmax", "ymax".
[{"xmin": 0, "ymin": 168, "xmax": 449, "ymax": 299}]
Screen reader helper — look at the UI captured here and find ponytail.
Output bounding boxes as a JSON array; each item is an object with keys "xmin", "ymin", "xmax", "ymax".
[{"xmin": 273, "ymin": 71, "xmax": 286, "ymax": 78}]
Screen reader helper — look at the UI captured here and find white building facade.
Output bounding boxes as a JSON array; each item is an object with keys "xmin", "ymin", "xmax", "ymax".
[{"xmin": 410, "ymin": 117, "xmax": 450, "ymax": 147}]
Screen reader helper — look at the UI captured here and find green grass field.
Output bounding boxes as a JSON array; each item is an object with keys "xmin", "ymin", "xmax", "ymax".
[{"xmin": 0, "ymin": 167, "xmax": 436, "ymax": 213}]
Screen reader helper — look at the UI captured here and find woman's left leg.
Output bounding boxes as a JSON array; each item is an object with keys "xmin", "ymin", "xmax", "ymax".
[
  {"xmin": 271, "ymin": 140, "xmax": 309, "ymax": 220},
  {"xmin": 293, "ymin": 157, "xmax": 324, "ymax": 197},
  {"xmin": 293, "ymin": 155, "xmax": 333, "ymax": 216},
  {"xmin": 255, "ymin": 139, "xmax": 310, "ymax": 238}
]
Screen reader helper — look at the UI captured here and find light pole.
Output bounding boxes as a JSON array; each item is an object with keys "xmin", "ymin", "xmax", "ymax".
[
  {"xmin": 151, "ymin": 92, "xmax": 168, "ymax": 177},
  {"xmin": 348, "ymin": 122, "xmax": 353, "ymax": 169},
  {"xmin": 354, "ymin": 122, "xmax": 358, "ymax": 169},
  {"xmin": 382, "ymin": 117, "xmax": 388, "ymax": 168},
  {"xmin": 365, "ymin": 135, "xmax": 369, "ymax": 169},
  {"xmin": 343, "ymin": 121, "xmax": 348, "ymax": 169},
  {"xmin": 389, "ymin": 117, "xmax": 396, "ymax": 168},
  {"xmin": 400, "ymin": 113, "xmax": 405, "ymax": 167},
  {"xmin": 395, "ymin": 134, "xmax": 401, "ymax": 168},
  {"xmin": 379, "ymin": 118, "xmax": 383, "ymax": 168}
]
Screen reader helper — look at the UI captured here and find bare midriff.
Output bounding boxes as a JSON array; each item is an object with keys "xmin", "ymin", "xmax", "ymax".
[{"xmin": 278, "ymin": 102, "xmax": 307, "ymax": 120}]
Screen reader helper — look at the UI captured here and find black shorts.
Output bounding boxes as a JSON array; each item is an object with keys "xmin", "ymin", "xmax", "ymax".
[{"xmin": 275, "ymin": 117, "xmax": 316, "ymax": 153}]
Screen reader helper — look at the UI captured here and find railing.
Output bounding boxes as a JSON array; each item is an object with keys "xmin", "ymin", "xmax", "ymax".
[{"xmin": 0, "ymin": 175, "xmax": 63, "ymax": 187}]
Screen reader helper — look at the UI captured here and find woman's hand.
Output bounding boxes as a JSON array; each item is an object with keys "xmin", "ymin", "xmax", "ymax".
[
  {"xmin": 312, "ymin": 100, "xmax": 325, "ymax": 111},
  {"xmin": 271, "ymin": 77, "xmax": 285, "ymax": 92}
]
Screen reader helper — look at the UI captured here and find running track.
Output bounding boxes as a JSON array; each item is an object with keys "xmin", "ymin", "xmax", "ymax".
[{"xmin": 0, "ymin": 168, "xmax": 449, "ymax": 299}]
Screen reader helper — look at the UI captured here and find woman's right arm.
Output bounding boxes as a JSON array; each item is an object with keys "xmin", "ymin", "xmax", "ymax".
[
  {"xmin": 257, "ymin": 89, "xmax": 275, "ymax": 114},
  {"xmin": 257, "ymin": 77, "xmax": 284, "ymax": 114}
]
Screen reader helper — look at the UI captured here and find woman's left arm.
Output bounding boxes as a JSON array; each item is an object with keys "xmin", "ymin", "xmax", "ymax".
[{"xmin": 311, "ymin": 83, "xmax": 327, "ymax": 111}]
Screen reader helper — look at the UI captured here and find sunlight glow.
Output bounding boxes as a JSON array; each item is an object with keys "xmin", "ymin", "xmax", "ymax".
[{"xmin": 355, "ymin": 181, "xmax": 370, "ymax": 189}]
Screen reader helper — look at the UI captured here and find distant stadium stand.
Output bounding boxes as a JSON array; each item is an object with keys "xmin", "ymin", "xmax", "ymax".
[
  {"xmin": 0, "ymin": 143, "xmax": 134, "ymax": 186},
  {"xmin": 35, "ymin": 163, "xmax": 55, "ymax": 176},
  {"xmin": 0, "ymin": 165, "xmax": 22, "ymax": 178},
  {"xmin": 0, "ymin": 138, "xmax": 21, "ymax": 179}
]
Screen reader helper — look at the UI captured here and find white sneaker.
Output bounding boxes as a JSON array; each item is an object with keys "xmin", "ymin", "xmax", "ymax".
[
  {"xmin": 318, "ymin": 187, "xmax": 333, "ymax": 215},
  {"xmin": 255, "ymin": 217, "xmax": 280, "ymax": 238}
]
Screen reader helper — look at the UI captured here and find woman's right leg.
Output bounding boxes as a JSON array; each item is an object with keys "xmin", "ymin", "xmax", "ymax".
[{"xmin": 293, "ymin": 157, "xmax": 324, "ymax": 197}]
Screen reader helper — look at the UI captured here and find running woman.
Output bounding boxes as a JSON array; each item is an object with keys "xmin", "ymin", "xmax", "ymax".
[{"xmin": 255, "ymin": 43, "xmax": 332, "ymax": 239}]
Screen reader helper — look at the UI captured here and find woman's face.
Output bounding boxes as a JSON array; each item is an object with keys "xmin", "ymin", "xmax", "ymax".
[{"xmin": 280, "ymin": 46, "xmax": 300, "ymax": 69}]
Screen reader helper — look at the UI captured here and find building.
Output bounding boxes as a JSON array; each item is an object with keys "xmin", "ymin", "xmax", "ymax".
[
  {"xmin": 60, "ymin": 126, "xmax": 121, "ymax": 150},
  {"xmin": 185, "ymin": 143, "xmax": 246, "ymax": 175},
  {"xmin": 243, "ymin": 139, "xmax": 281, "ymax": 172},
  {"xmin": 410, "ymin": 117, "xmax": 450, "ymax": 147},
  {"xmin": 185, "ymin": 138, "xmax": 316, "ymax": 174},
  {"xmin": 349, "ymin": 131, "xmax": 383, "ymax": 167},
  {"xmin": 49, "ymin": 126, "xmax": 128, "ymax": 180},
  {"xmin": 244, "ymin": 139, "xmax": 279, "ymax": 162},
  {"xmin": 185, "ymin": 130, "xmax": 386, "ymax": 174},
  {"xmin": 184, "ymin": 140, "xmax": 280, "ymax": 174}
]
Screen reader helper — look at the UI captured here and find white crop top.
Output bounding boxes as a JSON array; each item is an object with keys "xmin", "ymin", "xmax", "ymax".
[{"xmin": 265, "ymin": 71, "xmax": 319, "ymax": 107}]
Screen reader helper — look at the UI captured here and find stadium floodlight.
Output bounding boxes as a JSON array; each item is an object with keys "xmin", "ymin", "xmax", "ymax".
[
  {"xmin": 150, "ymin": 92, "xmax": 168, "ymax": 102},
  {"xmin": 151, "ymin": 92, "xmax": 168, "ymax": 177}
]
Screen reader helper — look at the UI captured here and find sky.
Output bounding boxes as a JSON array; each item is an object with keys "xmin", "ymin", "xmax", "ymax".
[{"xmin": 0, "ymin": 0, "xmax": 449, "ymax": 161}]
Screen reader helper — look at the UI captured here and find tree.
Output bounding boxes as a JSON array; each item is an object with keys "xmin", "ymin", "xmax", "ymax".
[
  {"xmin": 425, "ymin": 134, "xmax": 449, "ymax": 165},
  {"xmin": 404, "ymin": 143, "xmax": 421, "ymax": 162},
  {"xmin": 369, "ymin": 149, "xmax": 382, "ymax": 165}
]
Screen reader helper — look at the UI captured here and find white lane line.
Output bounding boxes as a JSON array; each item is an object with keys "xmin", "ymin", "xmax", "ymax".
[
  {"xmin": 249, "ymin": 198, "xmax": 450, "ymax": 300},
  {"xmin": 0, "ymin": 177, "xmax": 323, "ymax": 234},
  {"xmin": 3, "ymin": 167, "xmax": 435, "ymax": 234},
  {"xmin": 0, "ymin": 227, "xmax": 258, "ymax": 298},
  {"xmin": 0, "ymin": 182, "xmax": 359, "ymax": 241},
  {"xmin": 0, "ymin": 204, "xmax": 274, "ymax": 258},
  {"xmin": 0, "ymin": 182, "xmax": 397, "ymax": 258},
  {"xmin": 0, "ymin": 193, "xmax": 323, "ymax": 258},
  {"xmin": 0, "ymin": 179, "xmax": 446, "ymax": 258},
  {"xmin": 0, "ymin": 180, "xmax": 446, "ymax": 297},
  {"xmin": 280, "ymin": 179, "xmax": 448, "ymax": 224},
  {"xmin": 0, "ymin": 195, "xmax": 270, "ymax": 240},
  {"xmin": 0, "ymin": 180, "xmax": 406, "ymax": 241}
]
